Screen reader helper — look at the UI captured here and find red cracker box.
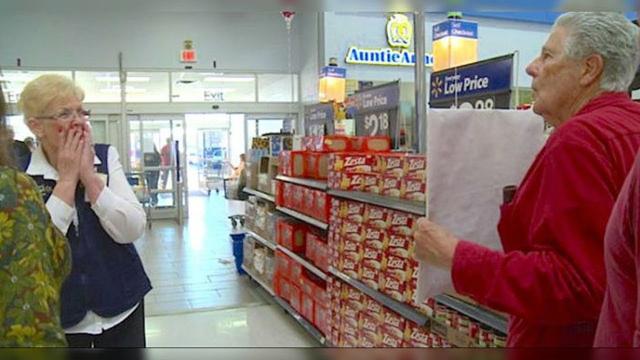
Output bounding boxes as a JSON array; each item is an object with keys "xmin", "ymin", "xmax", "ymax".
[
  {"xmin": 290, "ymin": 261, "xmax": 303, "ymax": 286},
  {"xmin": 381, "ymin": 331, "xmax": 404, "ymax": 348},
  {"xmin": 278, "ymin": 151, "xmax": 291, "ymax": 176},
  {"xmin": 363, "ymin": 227, "xmax": 387, "ymax": 251},
  {"xmin": 342, "ymin": 284, "xmax": 364, "ymax": 305},
  {"xmin": 363, "ymin": 296, "xmax": 385, "ymax": 322},
  {"xmin": 380, "ymin": 176, "xmax": 402, "ymax": 198},
  {"xmin": 339, "ymin": 200, "xmax": 366, "ymax": 223},
  {"xmin": 340, "ymin": 333, "xmax": 359, "ymax": 348},
  {"xmin": 362, "ymin": 173, "xmax": 382, "ymax": 194},
  {"xmin": 383, "ymin": 255, "xmax": 412, "ymax": 281},
  {"xmin": 340, "ymin": 253, "xmax": 361, "ymax": 279},
  {"xmin": 362, "ymin": 246, "xmax": 385, "ymax": 271},
  {"xmin": 382, "ymin": 308, "xmax": 406, "ymax": 340},
  {"xmin": 359, "ymin": 330, "xmax": 380, "ymax": 348},
  {"xmin": 314, "ymin": 135, "xmax": 351, "ymax": 153},
  {"xmin": 405, "ymin": 322, "xmax": 431, "ymax": 348},
  {"xmin": 364, "ymin": 204, "xmax": 392, "ymax": 230},
  {"xmin": 331, "ymin": 153, "xmax": 377, "ymax": 173},
  {"xmin": 290, "ymin": 284, "xmax": 303, "ymax": 313},
  {"xmin": 386, "ymin": 235, "xmax": 414, "ymax": 259},
  {"xmin": 275, "ymin": 250, "xmax": 292, "ymax": 279},
  {"xmin": 305, "ymin": 230, "xmax": 322, "ymax": 264},
  {"xmin": 302, "ymin": 292, "xmax": 315, "ymax": 323},
  {"xmin": 289, "ymin": 151, "xmax": 306, "ymax": 178},
  {"xmin": 282, "ymin": 182, "xmax": 294, "ymax": 208},
  {"xmin": 360, "ymin": 265, "xmax": 382, "ymax": 291},
  {"xmin": 341, "ymin": 301, "xmax": 361, "ymax": 323},
  {"xmin": 311, "ymin": 280, "xmax": 329, "ymax": 304},
  {"xmin": 315, "ymin": 240, "xmax": 330, "ymax": 272},
  {"xmin": 276, "ymin": 218, "xmax": 307, "ymax": 253},
  {"xmin": 303, "ymin": 187, "xmax": 315, "ymax": 215},
  {"xmin": 327, "ymin": 171, "xmax": 341, "ymax": 190},
  {"xmin": 313, "ymin": 191, "xmax": 330, "ymax": 222},
  {"xmin": 301, "ymin": 274, "xmax": 315, "ymax": 296},
  {"xmin": 388, "ymin": 211, "xmax": 416, "ymax": 236},
  {"xmin": 292, "ymin": 185, "xmax": 305, "ymax": 211},
  {"xmin": 378, "ymin": 153, "xmax": 405, "ymax": 178},
  {"xmin": 315, "ymin": 305, "xmax": 330, "ymax": 336},
  {"xmin": 275, "ymin": 180, "xmax": 285, "ymax": 206},
  {"xmin": 341, "ymin": 221, "xmax": 365, "ymax": 242},
  {"xmin": 337, "ymin": 173, "xmax": 365, "ymax": 192},
  {"xmin": 381, "ymin": 272, "xmax": 410, "ymax": 303},
  {"xmin": 405, "ymin": 154, "xmax": 426, "ymax": 181},
  {"xmin": 341, "ymin": 239, "xmax": 362, "ymax": 257},
  {"xmin": 402, "ymin": 178, "xmax": 426, "ymax": 203},
  {"xmin": 364, "ymin": 136, "xmax": 392, "ymax": 153},
  {"xmin": 304, "ymin": 152, "xmax": 329, "ymax": 179},
  {"xmin": 329, "ymin": 328, "xmax": 340, "ymax": 347},
  {"xmin": 341, "ymin": 317, "xmax": 359, "ymax": 339},
  {"xmin": 359, "ymin": 313, "xmax": 382, "ymax": 334},
  {"xmin": 278, "ymin": 276, "xmax": 291, "ymax": 301}
]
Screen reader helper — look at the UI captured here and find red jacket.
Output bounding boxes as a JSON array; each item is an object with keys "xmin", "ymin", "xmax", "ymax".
[
  {"xmin": 452, "ymin": 92, "xmax": 640, "ymax": 347},
  {"xmin": 594, "ymin": 150, "xmax": 640, "ymax": 347}
]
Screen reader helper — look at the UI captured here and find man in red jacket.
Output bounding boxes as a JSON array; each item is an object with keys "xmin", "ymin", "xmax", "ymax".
[{"xmin": 414, "ymin": 12, "xmax": 640, "ymax": 347}]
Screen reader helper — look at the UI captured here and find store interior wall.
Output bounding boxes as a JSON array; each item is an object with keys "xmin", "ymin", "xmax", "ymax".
[
  {"xmin": 322, "ymin": 12, "xmax": 552, "ymax": 88},
  {"xmin": 0, "ymin": 6, "xmax": 304, "ymax": 72},
  {"xmin": 299, "ymin": 12, "xmax": 321, "ymax": 104}
]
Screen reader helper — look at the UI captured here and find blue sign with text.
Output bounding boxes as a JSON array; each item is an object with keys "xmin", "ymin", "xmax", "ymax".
[
  {"xmin": 432, "ymin": 19, "xmax": 478, "ymax": 41},
  {"xmin": 430, "ymin": 54, "xmax": 513, "ymax": 104},
  {"xmin": 320, "ymin": 66, "xmax": 347, "ymax": 78}
]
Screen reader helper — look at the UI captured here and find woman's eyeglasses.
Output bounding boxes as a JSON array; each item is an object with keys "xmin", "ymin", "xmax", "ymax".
[{"xmin": 37, "ymin": 108, "xmax": 91, "ymax": 122}]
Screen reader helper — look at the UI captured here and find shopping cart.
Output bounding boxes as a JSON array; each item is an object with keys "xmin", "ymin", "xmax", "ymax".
[{"xmin": 126, "ymin": 171, "xmax": 153, "ymax": 230}]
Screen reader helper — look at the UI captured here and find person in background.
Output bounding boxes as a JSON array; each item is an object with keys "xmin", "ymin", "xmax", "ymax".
[
  {"xmin": 413, "ymin": 12, "xmax": 640, "ymax": 347},
  {"xmin": 6, "ymin": 125, "xmax": 30, "ymax": 165},
  {"xmin": 160, "ymin": 137, "xmax": 172, "ymax": 190},
  {"xmin": 18, "ymin": 74, "xmax": 151, "ymax": 347},
  {"xmin": 0, "ymin": 83, "xmax": 71, "ymax": 346},
  {"xmin": 229, "ymin": 153, "xmax": 246, "ymax": 179},
  {"xmin": 143, "ymin": 141, "xmax": 161, "ymax": 205}
]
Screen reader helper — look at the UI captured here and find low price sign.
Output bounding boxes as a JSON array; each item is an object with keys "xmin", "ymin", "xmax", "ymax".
[
  {"xmin": 429, "ymin": 54, "xmax": 514, "ymax": 109},
  {"xmin": 304, "ymin": 102, "xmax": 335, "ymax": 136},
  {"xmin": 348, "ymin": 81, "xmax": 400, "ymax": 146}
]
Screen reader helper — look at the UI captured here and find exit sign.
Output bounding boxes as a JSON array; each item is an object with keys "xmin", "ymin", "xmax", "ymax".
[{"xmin": 181, "ymin": 49, "xmax": 197, "ymax": 63}]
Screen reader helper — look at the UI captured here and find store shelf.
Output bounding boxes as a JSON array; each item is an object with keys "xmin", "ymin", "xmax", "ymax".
[
  {"xmin": 242, "ymin": 264, "xmax": 275, "ymax": 296},
  {"xmin": 275, "ymin": 175, "xmax": 328, "ymax": 191},
  {"xmin": 246, "ymin": 230, "xmax": 277, "ymax": 251},
  {"xmin": 327, "ymin": 190, "xmax": 426, "ymax": 216},
  {"xmin": 273, "ymin": 296, "xmax": 326, "ymax": 345},
  {"xmin": 328, "ymin": 267, "xmax": 429, "ymax": 326},
  {"xmin": 278, "ymin": 245, "xmax": 329, "ymax": 281},
  {"xmin": 435, "ymin": 294, "xmax": 508, "ymax": 335},
  {"xmin": 243, "ymin": 187, "xmax": 275, "ymax": 203},
  {"xmin": 276, "ymin": 206, "xmax": 329, "ymax": 230}
]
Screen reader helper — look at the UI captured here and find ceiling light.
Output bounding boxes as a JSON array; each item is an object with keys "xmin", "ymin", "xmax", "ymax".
[
  {"xmin": 95, "ymin": 75, "xmax": 150, "ymax": 82},
  {"xmin": 204, "ymin": 77, "xmax": 254, "ymax": 82}
]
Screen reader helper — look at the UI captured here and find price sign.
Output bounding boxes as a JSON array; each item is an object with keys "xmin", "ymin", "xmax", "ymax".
[
  {"xmin": 348, "ymin": 81, "xmax": 400, "ymax": 144},
  {"xmin": 430, "ymin": 54, "xmax": 514, "ymax": 110},
  {"xmin": 304, "ymin": 103, "xmax": 335, "ymax": 135}
]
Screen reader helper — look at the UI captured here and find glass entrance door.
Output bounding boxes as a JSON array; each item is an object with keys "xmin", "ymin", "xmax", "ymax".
[{"xmin": 128, "ymin": 114, "xmax": 187, "ymax": 223}]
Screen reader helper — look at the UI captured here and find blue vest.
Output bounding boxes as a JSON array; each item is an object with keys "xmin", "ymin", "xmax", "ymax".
[{"xmin": 21, "ymin": 144, "xmax": 152, "ymax": 328}]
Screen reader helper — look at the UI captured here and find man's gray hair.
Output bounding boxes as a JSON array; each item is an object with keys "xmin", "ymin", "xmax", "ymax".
[{"xmin": 555, "ymin": 12, "xmax": 640, "ymax": 92}]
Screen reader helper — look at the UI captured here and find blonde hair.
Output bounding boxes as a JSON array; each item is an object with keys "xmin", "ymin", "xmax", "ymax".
[{"xmin": 18, "ymin": 74, "xmax": 84, "ymax": 120}]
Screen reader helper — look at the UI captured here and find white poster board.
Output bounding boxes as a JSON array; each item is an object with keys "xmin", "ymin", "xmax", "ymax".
[{"xmin": 416, "ymin": 109, "xmax": 545, "ymax": 301}]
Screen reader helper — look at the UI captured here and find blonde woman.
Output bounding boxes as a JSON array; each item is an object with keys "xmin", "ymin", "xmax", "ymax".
[{"xmin": 18, "ymin": 74, "xmax": 151, "ymax": 347}]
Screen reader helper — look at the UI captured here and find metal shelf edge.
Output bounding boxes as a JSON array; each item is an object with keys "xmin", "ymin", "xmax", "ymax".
[
  {"xmin": 329, "ymin": 267, "xmax": 429, "ymax": 326},
  {"xmin": 435, "ymin": 294, "xmax": 508, "ymax": 335},
  {"xmin": 276, "ymin": 206, "xmax": 329, "ymax": 230},
  {"xmin": 327, "ymin": 190, "xmax": 426, "ymax": 216},
  {"xmin": 246, "ymin": 230, "xmax": 277, "ymax": 251},
  {"xmin": 275, "ymin": 175, "xmax": 328, "ymax": 190},
  {"xmin": 273, "ymin": 296, "xmax": 326, "ymax": 345},
  {"xmin": 242, "ymin": 265, "xmax": 275, "ymax": 296},
  {"xmin": 243, "ymin": 187, "xmax": 275, "ymax": 202},
  {"xmin": 278, "ymin": 245, "xmax": 329, "ymax": 281}
]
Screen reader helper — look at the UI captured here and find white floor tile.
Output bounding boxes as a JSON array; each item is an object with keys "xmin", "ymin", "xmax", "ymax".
[{"xmin": 145, "ymin": 305, "xmax": 318, "ymax": 347}]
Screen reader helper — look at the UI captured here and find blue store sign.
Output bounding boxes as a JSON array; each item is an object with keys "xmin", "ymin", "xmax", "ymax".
[{"xmin": 430, "ymin": 54, "xmax": 514, "ymax": 109}]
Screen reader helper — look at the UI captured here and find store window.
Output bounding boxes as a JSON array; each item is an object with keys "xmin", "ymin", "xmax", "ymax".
[
  {"xmin": 257, "ymin": 74, "xmax": 299, "ymax": 102},
  {"xmin": 171, "ymin": 72, "xmax": 256, "ymax": 102},
  {"xmin": 75, "ymin": 71, "xmax": 169, "ymax": 103},
  {"xmin": 0, "ymin": 70, "xmax": 73, "ymax": 104}
]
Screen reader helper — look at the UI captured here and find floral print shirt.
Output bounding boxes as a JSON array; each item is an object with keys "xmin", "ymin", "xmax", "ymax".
[{"xmin": 0, "ymin": 167, "xmax": 70, "ymax": 347}]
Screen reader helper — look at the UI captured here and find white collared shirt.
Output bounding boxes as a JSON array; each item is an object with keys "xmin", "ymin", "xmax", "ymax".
[{"xmin": 26, "ymin": 145, "xmax": 147, "ymax": 334}]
